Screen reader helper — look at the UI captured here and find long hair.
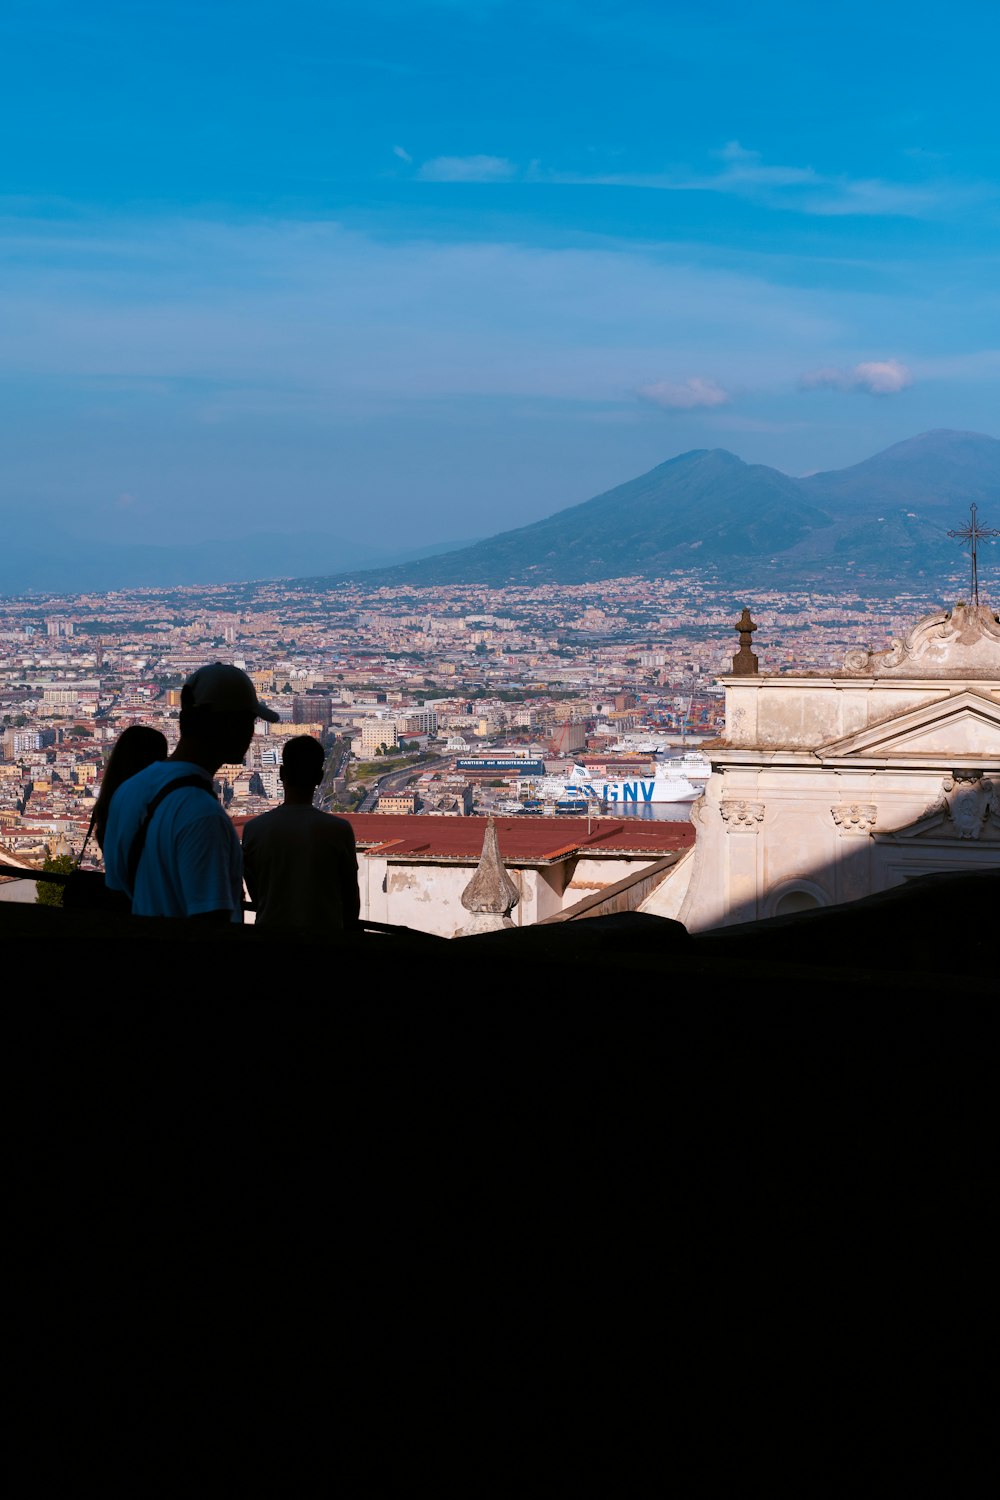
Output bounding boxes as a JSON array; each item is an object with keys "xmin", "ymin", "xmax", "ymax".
[{"xmin": 93, "ymin": 726, "xmax": 169, "ymax": 850}]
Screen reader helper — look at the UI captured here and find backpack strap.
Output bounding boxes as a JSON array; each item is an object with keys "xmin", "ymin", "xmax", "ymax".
[
  {"xmin": 75, "ymin": 806, "xmax": 99, "ymax": 869},
  {"xmin": 126, "ymin": 774, "xmax": 217, "ymax": 891}
]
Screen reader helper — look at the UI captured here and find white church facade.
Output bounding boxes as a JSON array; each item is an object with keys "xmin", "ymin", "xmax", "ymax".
[{"xmin": 644, "ymin": 600, "xmax": 1000, "ymax": 931}]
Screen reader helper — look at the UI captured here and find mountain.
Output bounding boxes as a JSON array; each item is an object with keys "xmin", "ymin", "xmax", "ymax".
[
  {"xmin": 802, "ymin": 430, "xmax": 1000, "ymax": 515},
  {"xmin": 5, "ymin": 430, "xmax": 996, "ymax": 596},
  {"xmin": 314, "ymin": 448, "xmax": 833, "ymax": 587},
  {"xmin": 315, "ymin": 429, "xmax": 1000, "ymax": 590}
]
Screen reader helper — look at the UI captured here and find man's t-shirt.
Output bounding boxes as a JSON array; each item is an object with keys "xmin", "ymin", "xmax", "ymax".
[
  {"xmin": 242, "ymin": 804, "xmax": 359, "ymax": 930},
  {"xmin": 104, "ymin": 760, "xmax": 244, "ymax": 921}
]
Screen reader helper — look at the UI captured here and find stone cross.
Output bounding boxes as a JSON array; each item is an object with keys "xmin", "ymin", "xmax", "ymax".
[
  {"xmin": 459, "ymin": 815, "xmax": 520, "ymax": 935},
  {"xmin": 731, "ymin": 607, "xmax": 759, "ymax": 676}
]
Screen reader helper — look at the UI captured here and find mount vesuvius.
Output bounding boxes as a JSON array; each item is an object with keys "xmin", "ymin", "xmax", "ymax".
[{"xmin": 308, "ymin": 429, "xmax": 1000, "ymax": 591}]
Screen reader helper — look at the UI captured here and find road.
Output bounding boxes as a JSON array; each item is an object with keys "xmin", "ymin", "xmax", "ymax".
[
  {"xmin": 317, "ymin": 742, "xmax": 351, "ymax": 811},
  {"xmin": 356, "ymin": 754, "xmax": 454, "ymax": 813}
]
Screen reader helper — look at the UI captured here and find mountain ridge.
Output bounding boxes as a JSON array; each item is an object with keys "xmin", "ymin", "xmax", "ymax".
[{"xmin": 311, "ymin": 429, "xmax": 1000, "ymax": 591}]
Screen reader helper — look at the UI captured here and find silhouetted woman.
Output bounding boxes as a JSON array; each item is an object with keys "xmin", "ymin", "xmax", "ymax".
[{"xmin": 92, "ymin": 726, "xmax": 169, "ymax": 852}]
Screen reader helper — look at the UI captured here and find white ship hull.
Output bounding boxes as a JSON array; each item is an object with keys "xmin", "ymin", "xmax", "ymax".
[
  {"xmin": 528, "ymin": 755, "xmax": 710, "ymax": 807},
  {"xmin": 559, "ymin": 777, "xmax": 700, "ymax": 806}
]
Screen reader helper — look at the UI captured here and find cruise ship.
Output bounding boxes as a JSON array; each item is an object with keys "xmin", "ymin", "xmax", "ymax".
[{"xmin": 524, "ymin": 753, "xmax": 710, "ymax": 809}]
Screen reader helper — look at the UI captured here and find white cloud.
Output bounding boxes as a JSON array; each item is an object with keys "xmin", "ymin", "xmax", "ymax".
[
  {"xmin": 799, "ymin": 359, "xmax": 913, "ymax": 395},
  {"xmin": 416, "ymin": 154, "xmax": 516, "ymax": 183},
  {"xmin": 544, "ymin": 140, "xmax": 973, "ymax": 219},
  {"xmin": 854, "ymin": 360, "xmax": 913, "ymax": 394},
  {"xmin": 401, "ymin": 138, "xmax": 975, "ymax": 219},
  {"xmin": 805, "ymin": 180, "xmax": 941, "ymax": 218},
  {"xmin": 710, "ymin": 141, "xmax": 819, "ymax": 190},
  {"xmin": 716, "ymin": 140, "xmax": 758, "ymax": 164},
  {"xmin": 637, "ymin": 376, "xmax": 731, "ymax": 410},
  {"xmin": 392, "ymin": 145, "xmax": 413, "ymax": 163}
]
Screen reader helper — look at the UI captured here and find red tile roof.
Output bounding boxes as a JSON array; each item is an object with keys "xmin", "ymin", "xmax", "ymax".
[{"xmin": 338, "ymin": 813, "xmax": 695, "ymax": 864}]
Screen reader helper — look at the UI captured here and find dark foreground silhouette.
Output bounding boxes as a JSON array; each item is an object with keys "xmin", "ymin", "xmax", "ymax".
[{"xmin": 8, "ymin": 870, "xmax": 994, "ymax": 1482}]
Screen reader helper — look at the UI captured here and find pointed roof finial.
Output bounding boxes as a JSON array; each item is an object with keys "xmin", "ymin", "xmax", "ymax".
[
  {"xmin": 732, "ymin": 607, "xmax": 759, "ymax": 676},
  {"xmin": 459, "ymin": 816, "xmax": 519, "ymax": 934}
]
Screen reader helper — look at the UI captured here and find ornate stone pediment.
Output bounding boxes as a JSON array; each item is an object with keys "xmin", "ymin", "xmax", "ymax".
[
  {"xmin": 842, "ymin": 602, "xmax": 1000, "ymax": 679},
  {"xmin": 820, "ymin": 689, "xmax": 1000, "ymax": 763},
  {"xmin": 890, "ymin": 775, "xmax": 1000, "ymax": 842}
]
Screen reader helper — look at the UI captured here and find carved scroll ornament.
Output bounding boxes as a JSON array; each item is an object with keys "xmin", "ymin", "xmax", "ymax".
[{"xmin": 842, "ymin": 602, "xmax": 1000, "ymax": 677}]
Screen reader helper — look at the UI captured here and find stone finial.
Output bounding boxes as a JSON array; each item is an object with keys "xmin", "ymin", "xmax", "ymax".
[
  {"xmin": 732, "ymin": 607, "xmax": 759, "ymax": 676},
  {"xmin": 459, "ymin": 816, "xmax": 519, "ymax": 935}
]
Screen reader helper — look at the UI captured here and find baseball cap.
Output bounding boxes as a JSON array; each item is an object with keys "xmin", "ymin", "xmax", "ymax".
[{"xmin": 182, "ymin": 663, "xmax": 280, "ymax": 722}]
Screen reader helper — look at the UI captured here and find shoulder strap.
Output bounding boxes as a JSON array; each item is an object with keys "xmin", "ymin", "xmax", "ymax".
[
  {"xmin": 75, "ymin": 805, "xmax": 99, "ymax": 869},
  {"xmin": 126, "ymin": 774, "xmax": 217, "ymax": 890}
]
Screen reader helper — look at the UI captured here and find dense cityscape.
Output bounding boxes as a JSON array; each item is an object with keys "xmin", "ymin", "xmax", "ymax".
[{"xmin": 0, "ymin": 567, "xmax": 971, "ymax": 871}]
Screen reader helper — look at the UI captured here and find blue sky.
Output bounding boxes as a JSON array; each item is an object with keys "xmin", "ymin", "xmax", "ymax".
[{"xmin": 2, "ymin": 0, "xmax": 998, "ymax": 549}]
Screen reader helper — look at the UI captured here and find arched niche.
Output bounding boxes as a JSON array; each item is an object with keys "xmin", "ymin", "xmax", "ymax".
[{"xmin": 766, "ymin": 878, "xmax": 830, "ymax": 919}]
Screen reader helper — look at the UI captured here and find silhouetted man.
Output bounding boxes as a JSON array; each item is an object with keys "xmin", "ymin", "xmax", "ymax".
[
  {"xmin": 242, "ymin": 735, "xmax": 360, "ymax": 931},
  {"xmin": 104, "ymin": 664, "xmax": 279, "ymax": 921}
]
